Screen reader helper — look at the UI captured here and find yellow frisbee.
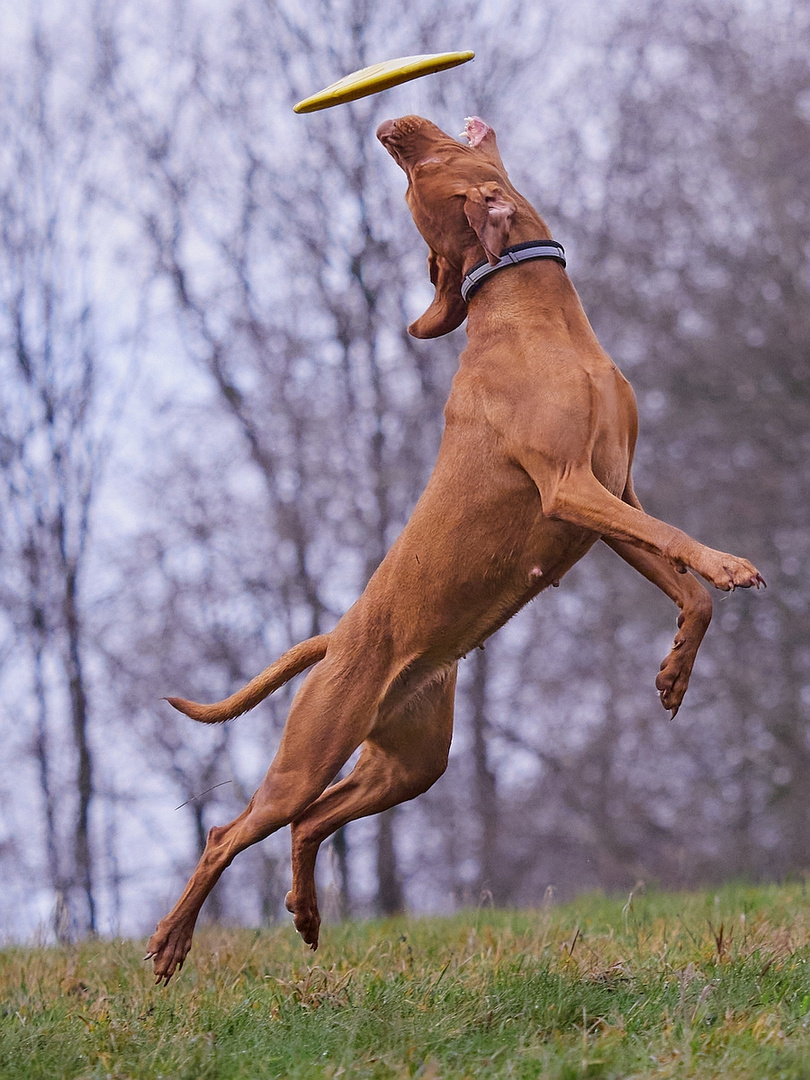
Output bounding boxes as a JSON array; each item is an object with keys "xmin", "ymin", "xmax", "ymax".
[{"xmin": 293, "ymin": 51, "xmax": 475, "ymax": 114}]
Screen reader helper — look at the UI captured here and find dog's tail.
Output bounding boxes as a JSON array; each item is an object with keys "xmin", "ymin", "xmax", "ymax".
[{"xmin": 165, "ymin": 633, "xmax": 330, "ymax": 724}]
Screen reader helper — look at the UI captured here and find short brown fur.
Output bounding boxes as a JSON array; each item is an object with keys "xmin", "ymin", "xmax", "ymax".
[{"xmin": 146, "ymin": 116, "xmax": 763, "ymax": 983}]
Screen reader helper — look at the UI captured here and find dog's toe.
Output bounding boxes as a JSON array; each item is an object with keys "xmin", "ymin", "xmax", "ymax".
[{"xmin": 145, "ymin": 921, "xmax": 194, "ymax": 985}]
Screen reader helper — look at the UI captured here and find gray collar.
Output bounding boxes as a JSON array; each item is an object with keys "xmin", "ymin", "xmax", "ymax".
[{"xmin": 461, "ymin": 240, "xmax": 566, "ymax": 302}]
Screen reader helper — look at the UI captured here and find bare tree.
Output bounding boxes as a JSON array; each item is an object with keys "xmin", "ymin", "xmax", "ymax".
[
  {"xmin": 0, "ymin": 18, "xmax": 113, "ymax": 936},
  {"xmin": 467, "ymin": 0, "xmax": 810, "ymax": 896}
]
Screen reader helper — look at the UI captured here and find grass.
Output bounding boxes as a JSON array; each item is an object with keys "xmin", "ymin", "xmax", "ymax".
[{"xmin": 2, "ymin": 882, "xmax": 810, "ymax": 1078}]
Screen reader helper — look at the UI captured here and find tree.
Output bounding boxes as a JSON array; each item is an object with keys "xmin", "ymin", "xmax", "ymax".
[
  {"xmin": 0, "ymin": 16, "xmax": 111, "ymax": 936},
  {"xmin": 480, "ymin": 0, "xmax": 810, "ymax": 893}
]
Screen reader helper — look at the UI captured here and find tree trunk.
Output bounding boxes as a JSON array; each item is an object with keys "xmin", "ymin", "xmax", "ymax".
[
  {"xmin": 63, "ymin": 563, "xmax": 96, "ymax": 936},
  {"xmin": 32, "ymin": 637, "xmax": 69, "ymax": 940},
  {"xmin": 332, "ymin": 825, "xmax": 351, "ymax": 917},
  {"xmin": 376, "ymin": 808, "xmax": 404, "ymax": 915},
  {"xmin": 470, "ymin": 648, "xmax": 500, "ymax": 903}
]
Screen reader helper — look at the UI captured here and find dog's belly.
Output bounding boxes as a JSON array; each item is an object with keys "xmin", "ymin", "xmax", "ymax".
[{"xmin": 337, "ymin": 442, "xmax": 598, "ymax": 693}]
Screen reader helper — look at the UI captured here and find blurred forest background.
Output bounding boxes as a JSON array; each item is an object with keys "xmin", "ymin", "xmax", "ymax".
[{"xmin": 1, "ymin": 0, "xmax": 808, "ymax": 943}]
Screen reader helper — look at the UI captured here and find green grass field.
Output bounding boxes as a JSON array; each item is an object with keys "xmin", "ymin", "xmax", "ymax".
[{"xmin": 3, "ymin": 883, "xmax": 810, "ymax": 1078}]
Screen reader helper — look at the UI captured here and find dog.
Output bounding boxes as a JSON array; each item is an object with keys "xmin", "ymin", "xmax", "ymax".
[{"xmin": 145, "ymin": 115, "xmax": 763, "ymax": 983}]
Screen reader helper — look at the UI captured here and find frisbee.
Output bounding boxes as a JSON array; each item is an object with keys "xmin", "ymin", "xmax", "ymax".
[{"xmin": 293, "ymin": 51, "xmax": 475, "ymax": 114}]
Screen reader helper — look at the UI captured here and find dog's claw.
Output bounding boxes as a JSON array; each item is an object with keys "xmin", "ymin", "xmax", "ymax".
[
  {"xmin": 705, "ymin": 554, "xmax": 766, "ymax": 592},
  {"xmin": 286, "ymin": 889, "xmax": 322, "ymax": 949},
  {"xmin": 658, "ymin": 690, "xmax": 680, "ymax": 720}
]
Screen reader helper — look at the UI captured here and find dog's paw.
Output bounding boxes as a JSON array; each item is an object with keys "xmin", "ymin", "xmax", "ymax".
[
  {"xmin": 700, "ymin": 552, "xmax": 766, "ymax": 592},
  {"xmin": 655, "ymin": 622, "xmax": 704, "ymax": 717},
  {"xmin": 285, "ymin": 890, "xmax": 321, "ymax": 951},
  {"xmin": 656, "ymin": 647, "xmax": 691, "ymax": 718},
  {"xmin": 144, "ymin": 920, "xmax": 194, "ymax": 985}
]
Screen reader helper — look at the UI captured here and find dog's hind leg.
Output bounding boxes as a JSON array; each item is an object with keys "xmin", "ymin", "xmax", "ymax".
[
  {"xmin": 285, "ymin": 667, "xmax": 457, "ymax": 949},
  {"xmin": 146, "ymin": 659, "xmax": 384, "ymax": 984}
]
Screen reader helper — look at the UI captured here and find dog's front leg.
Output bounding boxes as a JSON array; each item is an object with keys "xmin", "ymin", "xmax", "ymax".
[
  {"xmin": 603, "ymin": 538, "xmax": 713, "ymax": 716},
  {"xmin": 536, "ymin": 465, "xmax": 765, "ymax": 592}
]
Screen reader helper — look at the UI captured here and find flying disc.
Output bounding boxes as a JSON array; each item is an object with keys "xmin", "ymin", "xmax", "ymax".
[{"xmin": 293, "ymin": 51, "xmax": 475, "ymax": 114}]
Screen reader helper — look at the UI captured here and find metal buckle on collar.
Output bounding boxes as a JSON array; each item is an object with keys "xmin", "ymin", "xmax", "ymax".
[{"xmin": 461, "ymin": 240, "xmax": 566, "ymax": 303}]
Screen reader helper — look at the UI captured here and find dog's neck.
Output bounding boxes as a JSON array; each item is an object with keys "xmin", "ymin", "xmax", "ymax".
[
  {"xmin": 462, "ymin": 250, "xmax": 600, "ymax": 354},
  {"xmin": 461, "ymin": 241, "xmax": 566, "ymax": 302}
]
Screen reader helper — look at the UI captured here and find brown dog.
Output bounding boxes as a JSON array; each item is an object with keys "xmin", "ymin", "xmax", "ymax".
[{"xmin": 145, "ymin": 115, "xmax": 764, "ymax": 983}]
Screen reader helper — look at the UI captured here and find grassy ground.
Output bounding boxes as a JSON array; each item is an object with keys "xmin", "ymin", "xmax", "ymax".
[{"xmin": 2, "ymin": 882, "xmax": 810, "ymax": 1078}]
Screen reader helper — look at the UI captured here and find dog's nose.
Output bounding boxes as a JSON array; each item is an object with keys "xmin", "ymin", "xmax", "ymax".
[{"xmin": 376, "ymin": 119, "xmax": 396, "ymax": 143}]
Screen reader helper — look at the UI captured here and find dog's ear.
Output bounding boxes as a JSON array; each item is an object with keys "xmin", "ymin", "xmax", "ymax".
[
  {"xmin": 408, "ymin": 248, "xmax": 468, "ymax": 338},
  {"xmin": 464, "ymin": 183, "xmax": 515, "ymax": 265}
]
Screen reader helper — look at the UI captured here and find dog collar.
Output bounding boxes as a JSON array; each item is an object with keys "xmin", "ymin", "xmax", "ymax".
[{"xmin": 461, "ymin": 240, "xmax": 566, "ymax": 302}]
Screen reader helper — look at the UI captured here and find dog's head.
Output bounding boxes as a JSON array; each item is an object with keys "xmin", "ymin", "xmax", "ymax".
[{"xmin": 377, "ymin": 115, "xmax": 548, "ymax": 338}]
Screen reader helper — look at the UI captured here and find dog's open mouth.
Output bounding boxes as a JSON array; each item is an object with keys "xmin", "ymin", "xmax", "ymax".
[{"xmin": 460, "ymin": 116, "xmax": 491, "ymax": 147}]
